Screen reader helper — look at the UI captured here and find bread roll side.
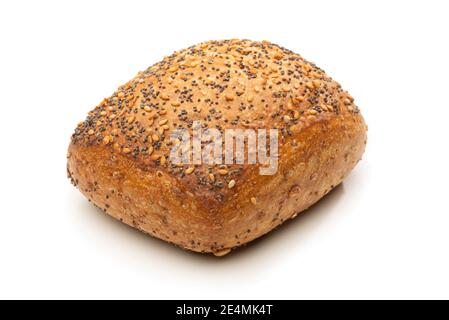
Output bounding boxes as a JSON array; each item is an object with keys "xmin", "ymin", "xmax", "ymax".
[
  {"xmin": 208, "ymin": 111, "xmax": 367, "ymax": 251},
  {"xmin": 68, "ymin": 110, "xmax": 366, "ymax": 254}
]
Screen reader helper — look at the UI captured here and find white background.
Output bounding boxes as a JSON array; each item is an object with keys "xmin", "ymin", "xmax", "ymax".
[{"xmin": 0, "ymin": 0, "xmax": 448, "ymax": 300}]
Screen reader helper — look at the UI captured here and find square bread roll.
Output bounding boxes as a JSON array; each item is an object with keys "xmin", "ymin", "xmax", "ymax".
[{"xmin": 67, "ymin": 39, "xmax": 367, "ymax": 256}]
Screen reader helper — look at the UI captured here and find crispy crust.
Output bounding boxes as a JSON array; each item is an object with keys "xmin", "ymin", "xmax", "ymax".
[{"xmin": 67, "ymin": 39, "xmax": 367, "ymax": 255}]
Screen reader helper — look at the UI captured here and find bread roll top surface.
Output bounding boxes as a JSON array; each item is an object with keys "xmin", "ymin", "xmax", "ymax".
[{"xmin": 70, "ymin": 39, "xmax": 365, "ymax": 212}]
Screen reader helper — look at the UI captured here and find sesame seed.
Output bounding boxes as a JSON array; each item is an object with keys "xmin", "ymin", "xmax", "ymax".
[
  {"xmin": 282, "ymin": 85, "xmax": 291, "ymax": 92},
  {"xmin": 171, "ymin": 101, "xmax": 181, "ymax": 107},
  {"xmin": 103, "ymin": 135, "xmax": 111, "ymax": 145},
  {"xmin": 185, "ymin": 167, "xmax": 195, "ymax": 174},
  {"xmin": 214, "ymin": 249, "xmax": 231, "ymax": 257},
  {"xmin": 218, "ymin": 169, "xmax": 229, "ymax": 175},
  {"xmin": 273, "ymin": 52, "xmax": 284, "ymax": 60},
  {"xmin": 123, "ymin": 147, "xmax": 131, "ymax": 154},
  {"xmin": 209, "ymin": 173, "xmax": 215, "ymax": 182},
  {"xmin": 152, "ymin": 134, "xmax": 160, "ymax": 142},
  {"xmin": 148, "ymin": 111, "xmax": 157, "ymax": 118},
  {"xmin": 160, "ymin": 93, "xmax": 169, "ymax": 101},
  {"xmin": 290, "ymin": 124, "xmax": 301, "ymax": 133},
  {"xmin": 159, "ymin": 119, "xmax": 168, "ymax": 126},
  {"xmin": 228, "ymin": 180, "xmax": 236, "ymax": 189},
  {"xmin": 251, "ymin": 197, "xmax": 257, "ymax": 205},
  {"xmin": 88, "ymin": 129, "xmax": 95, "ymax": 135},
  {"xmin": 168, "ymin": 66, "xmax": 178, "ymax": 73},
  {"xmin": 151, "ymin": 154, "xmax": 161, "ymax": 161},
  {"xmin": 293, "ymin": 111, "xmax": 300, "ymax": 119}
]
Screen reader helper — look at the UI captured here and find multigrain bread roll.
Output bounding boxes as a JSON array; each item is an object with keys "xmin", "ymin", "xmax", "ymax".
[{"xmin": 67, "ymin": 39, "xmax": 367, "ymax": 256}]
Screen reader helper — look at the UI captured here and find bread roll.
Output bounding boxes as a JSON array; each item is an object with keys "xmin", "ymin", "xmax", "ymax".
[{"xmin": 67, "ymin": 39, "xmax": 367, "ymax": 256}]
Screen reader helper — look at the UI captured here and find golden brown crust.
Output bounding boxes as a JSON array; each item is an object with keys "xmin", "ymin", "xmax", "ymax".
[{"xmin": 67, "ymin": 39, "xmax": 367, "ymax": 255}]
